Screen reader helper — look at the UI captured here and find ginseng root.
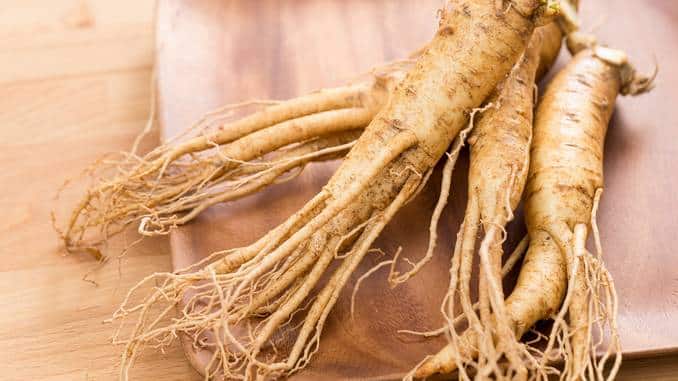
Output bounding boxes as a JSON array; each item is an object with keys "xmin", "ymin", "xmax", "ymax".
[
  {"xmin": 408, "ymin": 24, "xmax": 557, "ymax": 381},
  {"xmin": 413, "ymin": 37, "xmax": 654, "ymax": 380},
  {"xmin": 55, "ymin": 68, "xmax": 403, "ymax": 257},
  {"xmin": 110, "ymin": 1, "xmax": 551, "ymax": 379}
]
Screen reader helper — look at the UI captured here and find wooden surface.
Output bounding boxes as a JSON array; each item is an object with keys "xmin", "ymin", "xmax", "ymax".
[
  {"xmin": 0, "ymin": 1, "xmax": 676, "ymax": 381},
  {"xmin": 0, "ymin": 1, "xmax": 194, "ymax": 380},
  {"xmin": 156, "ymin": 0, "xmax": 678, "ymax": 380}
]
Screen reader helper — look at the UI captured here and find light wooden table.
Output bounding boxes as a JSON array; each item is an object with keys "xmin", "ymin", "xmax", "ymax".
[{"xmin": 0, "ymin": 1, "xmax": 676, "ymax": 380}]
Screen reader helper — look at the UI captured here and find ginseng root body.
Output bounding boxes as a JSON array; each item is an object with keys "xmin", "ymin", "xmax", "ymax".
[
  {"xmin": 111, "ymin": 1, "xmax": 549, "ymax": 379},
  {"xmin": 411, "ymin": 24, "xmax": 557, "ymax": 381},
  {"xmin": 415, "ymin": 43, "xmax": 653, "ymax": 380}
]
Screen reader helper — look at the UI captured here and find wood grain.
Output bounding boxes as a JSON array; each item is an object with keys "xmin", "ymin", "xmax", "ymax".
[
  {"xmin": 0, "ymin": 1, "xmax": 676, "ymax": 381},
  {"xmin": 156, "ymin": 0, "xmax": 678, "ymax": 379},
  {"xmin": 0, "ymin": 1, "xmax": 195, "ymax": 380}
]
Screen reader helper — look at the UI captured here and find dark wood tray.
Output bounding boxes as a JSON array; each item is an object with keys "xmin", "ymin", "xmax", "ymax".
[{"xmin": 156, "ymin": 1, "xmax": 678, "ymax": 379}]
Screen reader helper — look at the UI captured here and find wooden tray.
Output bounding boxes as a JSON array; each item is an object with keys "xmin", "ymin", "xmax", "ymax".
[{"xmin": 156, "ymin": 1, "xmax": 678, "ymax": 379}]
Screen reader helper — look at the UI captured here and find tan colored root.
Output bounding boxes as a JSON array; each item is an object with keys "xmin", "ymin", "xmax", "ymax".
[
  {"xmin": 529, "ymin": 224, "xmax": 583, "ymax": 381},
  {"xmin": 516, "ymin": 215, "xmax": 618, "ymax": 381},
  {"xmin": 213, "ymin": 134, "xmax": 416, "ymax": 316},
  {"xmin": 478, "ymin": 225, "xmax": 528, "ymax": 381},
  {"xmin": 111, "ymin": 168, "xmax": 421, "ymax": 380},
  {"xmin": 245, "ymin": 170, "xmax": 420, "ymax": 374},
  {"xmin": 474, "ymin": 169, "xmax": 529, "ymax": 380},
  {"xmin": 411, "ymin": 18, "xmax": 565, "ymax": 379},
  {"xmin": 283, "ymin": 178, "xmax": 420, "ymax": 376},
  {"xmin": 568, "ymin": 224, "xmax": 592, "ymax": 379},
  {"xmin": 419, "ymin": 29, "xmax": 634, "ymax": 381},
  {"xmin": 61, "ymin": 106, "xmax": 370, "ymax": 252},
  {"xmin": 246, "ymin": 238, "xmax": 336, "ymax": 317},
  {"xmin": 214, "ymin": 189, "xmax": 332, "ymax": 276},
  {"xmin": 412, "ymin": 228, "xmax": 568, "ymax": 381},
  {"xmin": 388, "ymin": 101, "xmax": 497, "ymax": 286},
  {"xmin": 56, "ymin": 69, "xmax": 403, "ymax": 257},
  {"xmin": 441, "ymin": 194, "xmax": 483, "ymax": 381},
  {"xmin": 397, "ymin": 235, "xmax": 529, "ymax": 339},
  {"xmin": 137, "ymin": 130, "xmax": 360, "ymax": 235},
  {"xmin": 548, "ymin": 192, "xmax": 620, "ymax": 381},
  {"xmin": 525, "ymin": 40, "xmax": 650, "ymax": 381}
]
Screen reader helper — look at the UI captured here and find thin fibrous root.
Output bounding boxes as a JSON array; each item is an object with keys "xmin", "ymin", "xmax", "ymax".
[
  {"xmin": 112, "ymin": 163, "xmax": 423, "ymax": 380},
  {"xmin": 545, "ymin": 216, "xmax": 620, "ymax": 381},
  {"xmin": 137, "ymin": 130, "xmax": 361, "ymax": 235},
  {"xmin": 111, "ymin": 126, "xmax": 420, "ymax": 380},
  {"xmin": 413, "ymin": 227, "xmax": 569, "ymax": 380},
  {"xmin": 396, "ymin": 235, "xmax": 528, "ymax": 339},
  {"xmin": 387, "ymin": 101, "xmax": 497, "ymax": 286}
]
